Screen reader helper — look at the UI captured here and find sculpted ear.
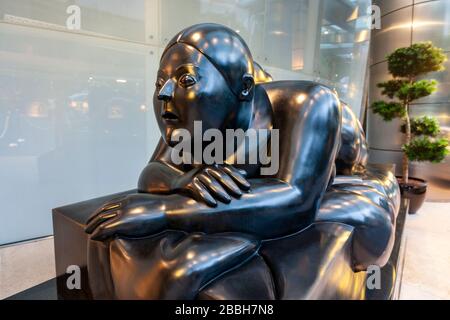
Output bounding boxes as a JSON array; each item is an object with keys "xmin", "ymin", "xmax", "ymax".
[{"xmin": 239, "ymin": 74, "xmax": 255, "ymax": 101}]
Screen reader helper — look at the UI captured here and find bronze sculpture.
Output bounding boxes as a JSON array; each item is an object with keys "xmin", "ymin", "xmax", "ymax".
[{"xmin": 80, "ymin": 23, "xmax": 401, "ymax": 299}]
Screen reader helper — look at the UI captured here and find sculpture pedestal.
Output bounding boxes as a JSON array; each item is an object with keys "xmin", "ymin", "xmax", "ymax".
[{"xmin": 52, "ymin": 189, "xmax": 135, "ymax": 299}]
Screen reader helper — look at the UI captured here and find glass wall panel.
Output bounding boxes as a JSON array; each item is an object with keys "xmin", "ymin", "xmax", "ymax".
[
  {"xmin": 159, "ymin": 0, "xmax": 372, "ymax": 113},
  {"xmin": 317, "ymin": 0, "xmax": 371, "ymax": 114},
  {"xmin": 0, "ymin": 0, "xmax": 147, "ymax": 42},
  {"xmin": 0, "ymin": 1, "xmax": 159, "ymax": 244}
]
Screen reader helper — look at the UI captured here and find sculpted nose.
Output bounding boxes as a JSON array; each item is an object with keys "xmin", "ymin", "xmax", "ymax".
[{"xmin": 157, "ymin": 79, "xmax": 175, "ymax": 102}]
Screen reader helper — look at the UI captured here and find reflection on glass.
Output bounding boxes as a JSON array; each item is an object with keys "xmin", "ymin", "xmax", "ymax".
[
  {"xmin": 159, "ymin": 0, "xmax": 371, "ymax": 115},
  {"xmin": 317, "ymin": 0, "xmax": 371, "ymax": 114}
]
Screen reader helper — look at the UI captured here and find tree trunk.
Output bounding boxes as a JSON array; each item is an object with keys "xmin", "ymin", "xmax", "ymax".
[{"xmin": 403, "ymin": 103, "xmax": 410, "ymax": 184}]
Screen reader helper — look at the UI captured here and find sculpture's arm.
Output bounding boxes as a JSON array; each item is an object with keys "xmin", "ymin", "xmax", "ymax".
[
  {"xmin": 86, "ymin": 179, "xmax": 301, "ymax": 240},
  {"xmin": 137, "ymin": 139, "xmax": 250, "ymax": 206},
  {"xmin": 86, "ymin": 84, "xmax": 342, "ymax": 240},
  {"xmin": 137, "ymin": 138, "xmax": 183, "ymax": 194},
  {"xmin": 263, "ymin": 82, "xmax": 342, "ymax": 203}
]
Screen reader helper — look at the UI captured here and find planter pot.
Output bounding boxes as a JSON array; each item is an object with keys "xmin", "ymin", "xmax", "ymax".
[{"xmin": 396, "ymin": 177, "xmax": 427, "ymax": 214}]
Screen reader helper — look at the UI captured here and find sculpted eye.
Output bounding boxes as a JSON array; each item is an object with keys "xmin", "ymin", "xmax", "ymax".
[{"xmin": 178, "ymin": 74, "xmax": 196, "ymax": 87}]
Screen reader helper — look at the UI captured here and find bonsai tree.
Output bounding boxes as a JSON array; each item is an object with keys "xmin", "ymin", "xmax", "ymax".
[{"xmin": 371, "ymin": 42, "xmax": 449, "ymax": 184}]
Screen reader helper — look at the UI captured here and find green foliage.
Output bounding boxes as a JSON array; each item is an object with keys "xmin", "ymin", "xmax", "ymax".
[
  {"xmin": 371, "ymin": 101, "xmax": 406, "ymax": 121},
  {"xmin": 401, "ymin": 116, "xmax": 441, "ymax": 137},
  {"xmin": 374, "ymin": 42, "xmax": 449, "ymax": 168},
  {"xmin": 387, "ymin": 42, "xmax": 446, "ymax": 78},
  {"xmin": 377, "ymin": 79, "xmax": 437, "ymax": 102},
  {"xmin": 396, "ymin": 80, "xmax": 437, "ymax": 102},
  {"xmin": 377, "ymin": 80, "xmax": 409, "ymax": 99},
  {"xmin": 403, "ymin": 136, "xmax": 449, "ymax": 163}
]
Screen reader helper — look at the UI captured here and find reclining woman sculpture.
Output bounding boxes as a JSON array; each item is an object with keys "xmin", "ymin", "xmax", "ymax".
[{"xmin": 85, "ymin": 23, "xmax": 400, "ymax": 299}]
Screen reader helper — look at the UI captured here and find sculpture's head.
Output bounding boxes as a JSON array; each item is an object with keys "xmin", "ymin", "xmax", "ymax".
[{"xmin": 154, "ymin": 23, "xmax": 255, "ymax": 147}]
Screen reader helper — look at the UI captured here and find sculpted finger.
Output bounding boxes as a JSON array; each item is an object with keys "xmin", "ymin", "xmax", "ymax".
[
  {"xmin": 197, "ymin": 172, "xmax": 231, "ymax": 204},
  {"xmin": 86, "ymin": 200, "xmax": 122, "ymax": 224},
  {"xmin": 222, "ymin": 165, "xmax": 251, "ymax": 191},
  {"xmin": 237, "ymin": 168, "xmax": 247, "ymax": 177},
  {"xmin": 85, "ymin": 211, "xmax": 119, "ymax": 234},
  {"xmin": 206, "ymin": 167, "xmax": 242, "ymax": 198},
  {"xmin": 190, "ymin": 177, "xmax": 217, "ymax": 207}
]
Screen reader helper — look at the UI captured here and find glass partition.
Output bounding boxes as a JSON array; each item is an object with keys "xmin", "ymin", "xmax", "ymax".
[{"xmin": 160, "ymin": 0, "xmax": 371, "ymax": 111}]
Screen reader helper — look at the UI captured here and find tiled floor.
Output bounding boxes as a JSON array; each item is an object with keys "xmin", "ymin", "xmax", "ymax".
[
  {"xmin": 0, "ymin": 237, "xmax": 56, "ymax": 300},
  {"xmin": 399, "ymin": 202, "xmax": 450, "ymax": 300},
  {"xmin": 0, "ymin": 202, "xmax": 449, "ymax": 299}
]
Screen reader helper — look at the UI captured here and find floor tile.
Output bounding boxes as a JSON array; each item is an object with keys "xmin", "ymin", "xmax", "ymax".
[
  {"xmin": 0, "ymin": 237, "xmax": 55, "ymax": 300},
  {"xmin": 400, "ymin": 202, "xmax": 450, "ymax": 300}
]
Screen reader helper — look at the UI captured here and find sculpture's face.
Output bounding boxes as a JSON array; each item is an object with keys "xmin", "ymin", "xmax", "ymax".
[{"xmin": 154, "ymin": 43, "xmax": 240, "ymax": 147}]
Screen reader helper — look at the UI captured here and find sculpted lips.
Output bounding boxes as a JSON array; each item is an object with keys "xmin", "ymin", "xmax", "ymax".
[{"xmin": 161, "ymin": 107, "xmax": 180, "ymax": 124}]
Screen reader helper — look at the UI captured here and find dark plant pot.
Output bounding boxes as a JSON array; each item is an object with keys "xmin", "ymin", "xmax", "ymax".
[{"xmin": 396, "ymin": 177, "xmax": 427, "ymax": 214}]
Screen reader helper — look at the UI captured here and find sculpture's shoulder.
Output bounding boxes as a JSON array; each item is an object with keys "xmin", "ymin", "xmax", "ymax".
[
  {"xmin": 259, "ymin": 80, "xmax": 340, "ymax": 114},
  {"xmin": 257, "ymin": 80, "xmax": 341, "ymax": 137}
]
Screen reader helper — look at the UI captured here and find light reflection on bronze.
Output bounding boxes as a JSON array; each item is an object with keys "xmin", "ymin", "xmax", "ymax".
[{"xmin": 82, "ymin": 23, "xmax": 401, "ymax": 300}]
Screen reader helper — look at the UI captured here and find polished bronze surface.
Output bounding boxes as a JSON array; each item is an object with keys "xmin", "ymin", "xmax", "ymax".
[{"xmin": 78, "ymin": 23, "xmax": 401, "ymax": 299}]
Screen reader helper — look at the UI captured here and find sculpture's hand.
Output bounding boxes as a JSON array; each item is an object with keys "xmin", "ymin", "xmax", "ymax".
[
  {"xmin": 85, "ymin": 194, "xmax": 167, "ymax": 241},
  {"xmin": 174, "ymin": 164, "xmax": 250, "ymax": 207}
]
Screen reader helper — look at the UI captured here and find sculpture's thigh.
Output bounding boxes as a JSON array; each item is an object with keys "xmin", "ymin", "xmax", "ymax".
[
  {"xmin": 315, "ymin": 187, "xmax": 395, "ymax": 271},
  {"xmin": 88, "ymin": 231, "xmax": 259, "ymax": 299}
]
